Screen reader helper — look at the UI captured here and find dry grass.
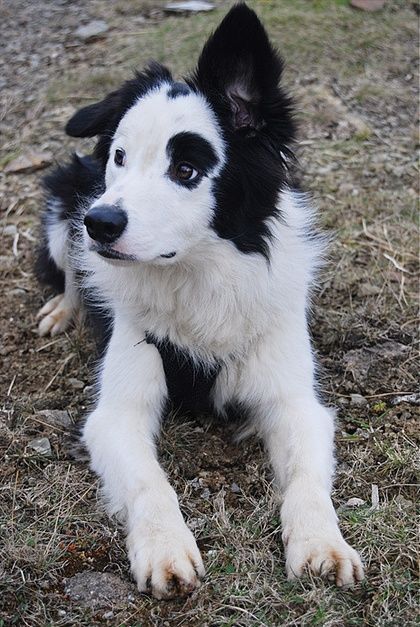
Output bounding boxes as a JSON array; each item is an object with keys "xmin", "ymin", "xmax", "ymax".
[{"xmin": 0, "ymin": 0, "xmax": 418, "ymax": 625}]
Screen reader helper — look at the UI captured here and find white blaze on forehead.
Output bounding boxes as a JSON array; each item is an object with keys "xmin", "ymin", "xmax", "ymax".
[{"xmin": 112, "ymin": 83, "xmax": 225, "ymax": 171}]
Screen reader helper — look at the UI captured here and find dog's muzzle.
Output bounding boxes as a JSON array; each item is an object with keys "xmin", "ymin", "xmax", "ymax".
[{"xmin": 84, "ymin": 205, "xmax": 127, "ymax": 244}]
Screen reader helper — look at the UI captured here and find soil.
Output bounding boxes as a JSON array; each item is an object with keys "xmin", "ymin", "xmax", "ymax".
[{"xmin": 0, "ymin": 1, "xmax": 418, "ymax": 625}]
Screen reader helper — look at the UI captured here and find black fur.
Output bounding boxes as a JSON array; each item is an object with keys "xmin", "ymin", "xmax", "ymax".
[
  {"xmin": 146, "ymin": 333, "xmax": 221, "ymax": 416},
  {"xmin": 35, "ymin": 3, "xmax": 298, "ymax": 409},
  {"xmin": 35, "ymin": 154, "xmax": 104, "ymax": 291},
  {"xmin": 167, "ymin": 82, "xmax": 190, "ymax": 99},
  {"xmin": 189, "ymin": 3, "xmax": 297, "ymax": 258}
]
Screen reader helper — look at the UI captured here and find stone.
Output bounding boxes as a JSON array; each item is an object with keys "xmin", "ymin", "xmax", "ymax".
[
  {"xmin": 345, "ymin": 497, "xmax": 366, "ymax": 507},
  {"xmin": 350, "ymin": 393, "xmax": 368, "ymax": 407},
  {"xmin": 2, "ymin": 224, "xmax": 17, "ymax": 236},
  {"xmin": 391, "ymin": 393, "xmax": 420, "ymax": 406},
  {"xmin": 4, "ymin": 151, "xmax": 52, "ymax": 174},
  {"xmin": 64, "ymin": 572, "xmax": 137, "ymax": 609},
  {"xmin": 38, "ymin": 409, "xmax": 72, "ymax": 427},
  {"xmin": 75, "ymin": 20, "xmax": 109, "ymax": 42},
  {"xmin": 165, "ymin": 1, "xmax": 215, "ymax": 14},
  {"xmin": 68, "ymin": 378, "xmax": 85, "ymax": 390},
  {"xmin": 28, "ymin": 437, "xmax": 52, "ymax": 456},
  {"xmin": 350, "ymin": 0, "xmax": 385, "ymax": 11},
  {"xmin": 230, "ymin": 482, "xmax": 241, "ymax": 494}
]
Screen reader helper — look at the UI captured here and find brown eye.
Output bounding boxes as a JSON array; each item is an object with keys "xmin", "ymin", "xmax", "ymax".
[
  {"xmin": 176, "ymin": 162, "xmax": 198, "ymax": 181},
  {"xmin": 114, "ymin": 148, "xmax": 126, "ymax": 167}
]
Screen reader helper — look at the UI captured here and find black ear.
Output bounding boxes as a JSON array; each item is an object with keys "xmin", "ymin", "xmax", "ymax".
[
  {"xmin": 193, "ymin": 4, "xmax": 284, "ymax": 132},
  {"xmin": 65, "ymin": 90, "xmax": 122, "ymax": 137}
]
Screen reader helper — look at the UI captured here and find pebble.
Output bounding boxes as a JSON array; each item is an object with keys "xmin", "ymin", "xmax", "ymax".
[
  {"xmin": 392, "ymin": 393, "xmax": 420, "ymax": 406},
  {"xmin": 64, "ymin": 572, "xmax": 137, "ymax": 609},
  {"xmin": 4, "ymin": 151, "xmax": 52, "ymax": 174},
  {"xmin": 230, "ymin": 482, "xmax": 241, "ymax": 494},
  {"xmin": 69, "ymin": 377, "xmax": 85, "ymax": 390},
  {"xmin": 38, "ymin": 409, "xmax": 71, "ymax": 427},
  {"xmin": 75, "ymin": 20, "xmax": 109, "ymax": 42},
  {"xmin": 165, "ymin": 1, "xmax": 215, "ymax": 14},
  {"xmin": 28, "ymin": 437, "xmax": 52, "ymax": 456},
  {"xmin": 2, "ymin": 224, "xmax": 17, "ymax": 236},
  {"xmin": 350, "ymin": 393, "xmax": 368, "ymax": 407},
  {"xmin": 345, "ymin": 497, "xmax": 366, "ymax": 507}
]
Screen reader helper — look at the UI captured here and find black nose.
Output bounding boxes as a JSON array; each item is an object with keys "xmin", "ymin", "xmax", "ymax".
[{"xmin": 84, "ymin": 205, "xmax": 127, "ymax": 244}]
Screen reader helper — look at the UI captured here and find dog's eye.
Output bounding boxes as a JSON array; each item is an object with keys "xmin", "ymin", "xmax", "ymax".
[
  {"xmin": 175, "ymin": 163, "xmax": 198, "ymax": 181},
  {"xmin": 114, "ymin": 148, "xmax": 126, "ymax": 167}
]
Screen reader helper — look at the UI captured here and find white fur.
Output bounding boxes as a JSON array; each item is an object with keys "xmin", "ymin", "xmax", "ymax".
[
  {"xmin": 43, "ymin": 85, "xmax": 363, "ymax": 596},
  {"xmin": 37, "ymin": 205, "xmax": 79, "ymax": 336}
]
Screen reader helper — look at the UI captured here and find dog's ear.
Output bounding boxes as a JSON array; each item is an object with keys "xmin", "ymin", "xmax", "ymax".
[
  {"xmin": 193, "ymin": 4, "xmax": 283, "ymax": 132},
  {"xmin": 65, "ymin": 90, "xmax": 121, "ymax": 137}
]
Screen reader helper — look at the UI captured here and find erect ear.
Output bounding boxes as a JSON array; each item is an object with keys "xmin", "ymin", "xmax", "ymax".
[
  {"xmin": 193, "ymin": 4, "xmax": 283, "ymax": 132},
  {"xmin": 65, "ymin": 89, "xmax": 122, "ymax": 137}
]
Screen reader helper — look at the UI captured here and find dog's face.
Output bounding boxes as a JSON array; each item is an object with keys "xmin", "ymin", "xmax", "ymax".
[
  {"xmin": 66, "ymin": 4, "xmax": 296, "ymax": 264},
  {"xmin": 92, "ymin": 86, "xmax": 224, "ymax": 263}
]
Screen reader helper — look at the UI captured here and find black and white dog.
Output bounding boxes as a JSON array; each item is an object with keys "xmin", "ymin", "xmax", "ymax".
[{"xmin": 35, "ymin": 4, "xmax": 363, "ymax": 599}]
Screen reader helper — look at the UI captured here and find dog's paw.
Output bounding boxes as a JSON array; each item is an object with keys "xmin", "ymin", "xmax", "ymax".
[
  {"xmin": 284, "ymin": 531, "xmax": 364, "ymax": 587},
  {"xmin": 127, "ymin": 520, "xmax": 205, "ymax": 599},
  {"xmin": 37, "ymin": 294, "xmax": 73, "ymax": 337}
]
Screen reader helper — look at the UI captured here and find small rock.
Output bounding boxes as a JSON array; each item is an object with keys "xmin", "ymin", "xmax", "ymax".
[
  {"xmin": 392, "ymin": 393, "xmax": 420, "ymax": 406},
  {"xmin": 200, "ymin": 488, "xmax": 211, "ymax": 499},
  {"xmin": 345, "ymin": 497, "xmax": 366, "ymax": 508},
  {"xmin": 359, "ymin": 284, "xmax": 381, "ymax": 297},
  {"xmin": 64, "ymin": 572, "xmax": 137, "ymax": 609},
  {"xmin": 69, "ymin": 377, "xmax": 85, "ymax": 390},
  {"xmin": 102, "ymin": 611, "xmax": 114, "ymax": 620},
  {"xmin": 2, "ymin": 224, "xmax": 17, "ymax": 236},
  {"xmin": 350, "ymin": 0, "xmax": 385, "ymax": 11},
  {"xmin": 38, "ymin": 409, "xmax": 72, "ymax": 427},
  {"xmin": 75, "ymin": 20, "xmax": 109, "ymax": 42},
  {"xmin": 230, "ymin": 482, "xmax": 241, "ymax": 494},
  {"xmin": 350, "ymin": 393, "xmax": 368, "ymax": 407},
  {"xmin": 28, "ymin": 437, "xmax": 52, "ymax": 456},
  {"xmin": 4, "ymin": 151, "xmax": 52, "ymax": 174},
  {"xmin": 165, "ymin": 1, "xmax": 215, "ymax": 14}
]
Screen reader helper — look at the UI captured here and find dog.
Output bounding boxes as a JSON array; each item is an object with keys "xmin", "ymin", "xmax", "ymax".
[{"xmin": 35, "ymin": 3, "xmax": 364, "ymax": 599}]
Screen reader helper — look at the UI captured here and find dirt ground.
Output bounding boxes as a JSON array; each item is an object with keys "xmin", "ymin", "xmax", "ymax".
[{"xmin": 0, "ymin": 0, "xmax": 418, "ymax": 625}]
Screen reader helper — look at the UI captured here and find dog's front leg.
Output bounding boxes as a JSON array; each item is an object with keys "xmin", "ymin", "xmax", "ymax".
[
  {"xmin": 82, "ymin": 315, "xmax": 204, "ymax": 599},
  {"xmin": 238, "ymin": 318, "xmax": 364, "ymax": 587}
]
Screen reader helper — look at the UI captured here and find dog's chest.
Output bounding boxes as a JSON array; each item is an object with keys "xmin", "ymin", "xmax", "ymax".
[{"xmin": 145, "ymin": 332, "xmax": 221, "ymax": 415}]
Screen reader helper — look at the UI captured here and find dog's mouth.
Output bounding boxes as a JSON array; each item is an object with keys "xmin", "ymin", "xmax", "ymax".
[
  {"xmin": 92, "ymin": 245, "xmax": 137, "ymax": 262},
  {"xmin": 90, "ymin": 244, "xmax": 177, "ymax": 262}
]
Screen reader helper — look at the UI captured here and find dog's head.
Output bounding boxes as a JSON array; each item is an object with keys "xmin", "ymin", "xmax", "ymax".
[{"xmin": 67, "ymin": 4, "xmax": 296, "ymax": 265}]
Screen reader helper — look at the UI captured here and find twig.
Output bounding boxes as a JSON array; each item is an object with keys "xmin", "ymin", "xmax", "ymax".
[{"xmin": 44, "ymin": 353, "xmax": 75, "ymax": 391}]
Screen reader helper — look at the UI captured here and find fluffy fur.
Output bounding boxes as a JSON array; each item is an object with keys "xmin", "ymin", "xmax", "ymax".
[{"xmin": 35, "ymin": 4, "xmax": 363, "ymax": 599}]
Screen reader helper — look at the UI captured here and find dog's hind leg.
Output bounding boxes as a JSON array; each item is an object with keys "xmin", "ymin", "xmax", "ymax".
[
  {"xmin": 36, "ymin": 275, "xmax": 79, "ymax": 336},
  {"xmin": 36, "ymin": 206, "xmax": 80, "ymax": 337}
]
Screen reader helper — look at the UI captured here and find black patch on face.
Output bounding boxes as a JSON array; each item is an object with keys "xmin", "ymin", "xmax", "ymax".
[
  {"xmin": 166, "ymin": 131, "xmax": 219, "ymax": 189},
  {"xmin": 145, "ymin": 333, "xmax": 221, "ymax": 416},
  {"xmin": 167, "ymin": 82, "xmax": 190, "ymax": 99}
]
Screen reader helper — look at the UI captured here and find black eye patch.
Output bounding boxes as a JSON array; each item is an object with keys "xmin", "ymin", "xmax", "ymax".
[{"xmin": 166, "ymin": 132, "xmax": 219, "ymax": 189}]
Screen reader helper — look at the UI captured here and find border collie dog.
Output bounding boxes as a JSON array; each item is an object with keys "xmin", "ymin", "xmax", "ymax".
[{"xmin": 36, "ymin": 4, "xmax": 363, "ymax": 599}]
